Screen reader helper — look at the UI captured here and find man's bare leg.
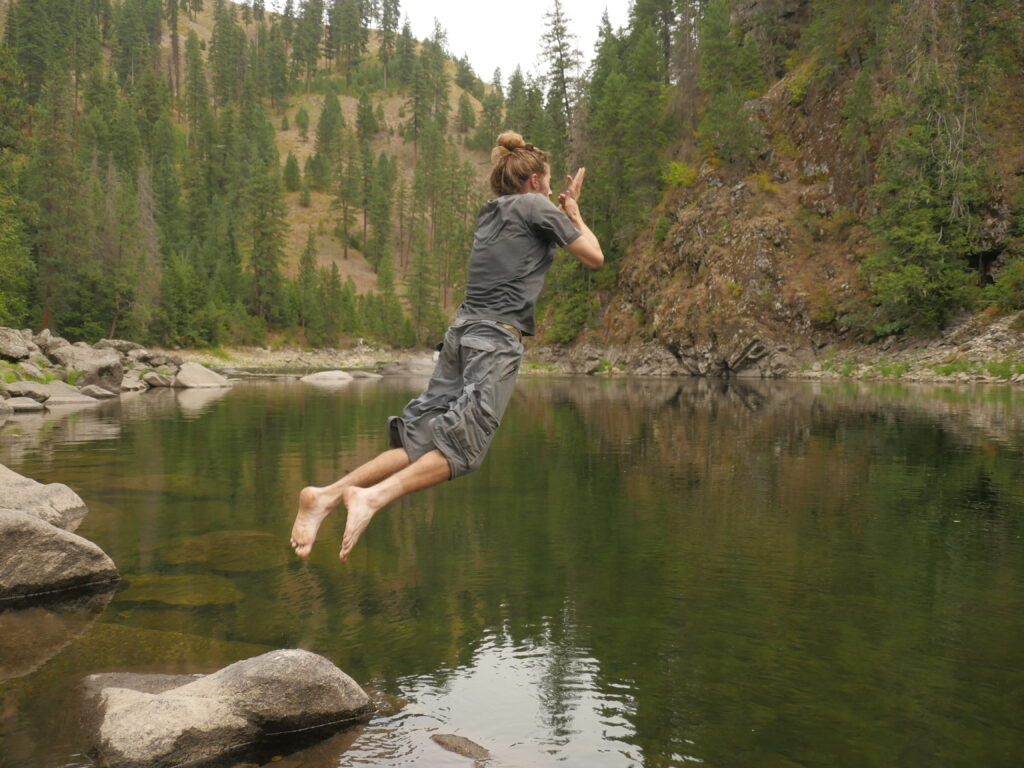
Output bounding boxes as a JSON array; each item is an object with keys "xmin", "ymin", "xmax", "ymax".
[
  {"xmin": 340, "ymin": 449, "xmax": 451, "ymax": 562},
  {"xmin": 291, "ymin": 448, "xmax": 410, "ymax": 557}
]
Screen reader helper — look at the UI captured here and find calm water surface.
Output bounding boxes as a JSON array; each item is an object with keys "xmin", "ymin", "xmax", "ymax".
[{"xmin": 1, "ymin": 377, "xmax": 1023, "ymax": 767}]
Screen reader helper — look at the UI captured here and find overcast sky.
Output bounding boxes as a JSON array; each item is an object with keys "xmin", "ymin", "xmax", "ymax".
[{"xmin": 402, "ymin": 0, "xmax": 633, "ymax": 84}]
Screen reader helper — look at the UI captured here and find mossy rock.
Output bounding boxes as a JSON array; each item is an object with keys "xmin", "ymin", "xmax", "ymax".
[
  {"xmin": 119, "ymin": 573, "xmax": 244, "ymax": 606},
  {"xmin": 160, "ymin": 530, "xmax": 291, "ymax": 572}
]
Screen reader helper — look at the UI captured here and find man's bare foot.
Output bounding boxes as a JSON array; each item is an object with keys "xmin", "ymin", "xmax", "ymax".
[
  {"xmin": 290, "ymin": 486, "xmax": 336, "ymax": 558},
  {"xmin": 339, "ymin": 486, "xmax": 379, "ymax": 562}
]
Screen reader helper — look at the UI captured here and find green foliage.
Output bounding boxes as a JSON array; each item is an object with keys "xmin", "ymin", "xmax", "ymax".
[
  {"xmin": 697, "ymin": 0, "xmax": 766, "ymax": 165},
  {"xmin": 294, "ymin": 106, "xmax": 309, "ymax": 139},
  {"xmin": 653, "ymin": 215, "xmax": 670, "ymax": 243},
  {"xmin": 661, "ymin": 161, "xmax": 698, "ymax": 188},
  {"xmin": 283, "ymin": 152, "xmax": 301, "ymax": 192}
]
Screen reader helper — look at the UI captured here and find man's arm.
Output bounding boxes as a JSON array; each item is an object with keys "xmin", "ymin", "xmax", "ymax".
[{"xmin": 559, "ymin": 168, "xmax": 604, "ymax": 269}]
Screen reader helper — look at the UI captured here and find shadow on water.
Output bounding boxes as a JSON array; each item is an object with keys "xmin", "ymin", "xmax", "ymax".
[{"xmin": 1, "ymin": 378, "xmax": 1023, "ymax": 767}]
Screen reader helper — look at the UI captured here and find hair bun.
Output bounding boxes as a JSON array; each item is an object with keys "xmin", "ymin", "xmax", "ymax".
[{"xmin": 496, "ymin": 131, "xmax": 526, "ymax": 151}]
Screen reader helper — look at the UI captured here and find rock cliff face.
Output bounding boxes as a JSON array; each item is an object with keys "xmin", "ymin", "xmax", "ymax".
[{"xmin": 559, "ymin": 0, "xmax": 1023, "ymax": 378}]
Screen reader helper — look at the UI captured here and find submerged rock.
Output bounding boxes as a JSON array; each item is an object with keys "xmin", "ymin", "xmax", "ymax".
[
  {"xmin": 118, "ymin": 573, "xmax": 244, "ymax": 606},
  {"xmin": 0, "ymin": 587, "xmax": 115, "ymax": 680},
  {"xmin": 0, "ymin": 508, "xmax": 119, "ymax": 601},
  {"xmin": 84, "ymin": 649, "xmax": 374, "ymax": 768},
  {"xmin": 160, "ymin": 530, "xmax": 290, "ymax": 572},
  {"xmin": 431, "ymin": 733, "xmax": 491, "ymax": 761}
]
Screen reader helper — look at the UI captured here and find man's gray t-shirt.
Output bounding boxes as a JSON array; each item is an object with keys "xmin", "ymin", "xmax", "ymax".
[{"xmin": 456, "ymin": 193, "xmax": 581, "ymax": 336}]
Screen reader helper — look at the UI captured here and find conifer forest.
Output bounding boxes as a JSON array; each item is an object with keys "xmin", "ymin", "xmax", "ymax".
[{"xmin": 0, "ymin": 0, "xmax": 1022, "ymax": 351}]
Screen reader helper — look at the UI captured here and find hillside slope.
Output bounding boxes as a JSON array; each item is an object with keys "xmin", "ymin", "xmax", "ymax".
[{"xmin": 552, "ymin": 0, "xmax": 1024, "ymax": 379}]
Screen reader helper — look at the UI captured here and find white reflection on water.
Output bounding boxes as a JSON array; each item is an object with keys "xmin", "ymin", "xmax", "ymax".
[{"xmin": 337, "ymin": 621, "xmax": 673, "ymax": 768}]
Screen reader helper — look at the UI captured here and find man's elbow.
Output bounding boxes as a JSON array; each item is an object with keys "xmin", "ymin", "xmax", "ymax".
[{"xmin": 585, "ymin": 248, "xmax": 604, "ymax": 269}]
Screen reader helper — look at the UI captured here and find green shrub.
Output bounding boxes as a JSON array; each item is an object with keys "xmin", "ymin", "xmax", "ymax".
[
  {"xmin": 653, "ymin": 215, "xmax": 671, "ymax": 242},
  {"xmin": 662, "ymin": 161, "xmax": 698, "ymax": 188}
]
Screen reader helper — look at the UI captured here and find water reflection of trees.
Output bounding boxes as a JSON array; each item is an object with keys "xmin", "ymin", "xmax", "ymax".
[{"xmin": 2, "ymin": 379, "xmax": 1023, "ymax": 767}]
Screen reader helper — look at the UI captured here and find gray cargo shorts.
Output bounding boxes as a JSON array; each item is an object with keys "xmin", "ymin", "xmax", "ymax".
[{"xmin": 388, "ymin": 319, "xmax": 524, "ymax": 479}]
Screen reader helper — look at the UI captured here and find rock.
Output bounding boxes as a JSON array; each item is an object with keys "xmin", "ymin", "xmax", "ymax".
[
  {"xmin": 143, "ymin": 352, "xmax": 184, "ymax": 368},
  {"xmin": 349, "ymin": 370, "xmax": 383, "ymax": 380},
  {"xmin": 377, "ymin": 357, "xmax": 436, "ymax": 376},
  {"xmin": 0, "ymin": 463, "xmax": 90, "ymax": 530},
  {"xmin": 5, "ymin": 396, "xmax": 46, "ymax": 412},
  {"xmin": 49, "ymin": 344, "xmax": 123, "ymax": 392},
  {"xmin": 95, "ymin": 339, "xmax": 145, "ymax": 354},
  {"xmin": 0, "ymin": 508, "xmax": 119, "ymax": 601},
  {"xmin": 16, "ymin": 360, "xmax": 46, "ymax": 381},
  {"xmin": 45, "ymin": 393, "xmax": 100, "ymax": 407},
  {"xmin": 120, "ymin": 369, "xmax": 149, "ymax": 392},
  {"xmin": 40, "ymin": 380, "xmax": 88, "ymax": 397},
  {"xmin": 85, "ymin": 649, "xmax": 374, "ymax": 768},
  {"xmin": 300, "ymin": 370, "xmax": 354, "ymax": 384},
  {"xmin": 79, "ymin": 384, "xmax": 119, "ymax": 399},
  {"xmin": 0, "ymin": 588, "xmax": 115, "ymax": 680},
  {"xmin": 142, "ymin": 371, "xmax": 174, "ymax": 388},
  {"xmin": 4, "ymin": 381, "xmax": 50, "ymax": 402},
  {"xmin": 431, "ymin": 734, "xmax": 491, "ymax": 761},
  {"xmin": 33, "ymin": 328, "xmax": 70, "ymax": 356},
  {"xmin": 0, "ymin": 327, "xmax": 30, "ymax": 361},
  {"xmin": 173, "ymin": 362, "xmax": 233, "ymax": 388}
]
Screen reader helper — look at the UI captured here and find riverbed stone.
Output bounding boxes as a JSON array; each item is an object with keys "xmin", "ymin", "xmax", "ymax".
[
  {"xmin": 85, "ymin": 649, "xmax": 373, "ymax": 768},
  {"xmin": 49, "ymin": 343, "xmax": 123, "ymax": 392},
  {"xmin": 45, "ymin": 393, "xmax": 100, "ymax": 407},
  {"xmin": 79, "ymin": 384, "xmax": 119, "ymax": 399},
  {"xmin": 16, "ymin": 360, "xmax": 46, "ymax": 381},
  {"xmin": 300, "ymin": 370, "xmax": 354, "ymax": 384},
  {"xmin": 0, "ymin": 508, "xmax": 119, "ymax": 601},
  {"xmin": 173, "ymin": 361, "xmax": 233, "ymax": 388},
  {"xmin": 5, "ymin": 396, "xmax": 46, "ymax": 412},
  {"xmin": 349, "ymin": 370, "xmax": 383, "ymax": 379},
  {"xmin": 143, "ymin": 371, "xmax": 174, "ymax": 388},
  {"xmin": 120, "ymin": 369, "xmax": 149, "ymax": 392},
  {"xmin": 0, "ymin": 327, "xmax": 30, "ymax": 361},
  {"xmin": 33, "ymin": 328, "xmax": 70, "ymax": 356},
  {"xmin": 0, "ymin": 463, "xmax": 90, "ymax": 530},
  {"xmin": 4, "ymin": 381, "xmax": 50, "ymax": 402},
  {"xmin": 0, "ymin": 587, "xmax": 115, "ymax": 680}
]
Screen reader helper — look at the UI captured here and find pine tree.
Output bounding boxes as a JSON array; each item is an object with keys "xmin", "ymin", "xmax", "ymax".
[
  {"xmin": 540, "ymin": 0, "xmax": 579, "ymax": 174},
  {"xmin": 293, "ymin": 0, "xmax": 325, "ymax": 90},
  {"xmin": 283, "ymin": 151, "xmax": 301, "ymax": 191},
  {"xmin": 394, "ymin": 18, "xmax": 416, "ymax": 87},
  {"xmin": 456, "ymin": 92, "xmax": 475, "ymax": 134},
  {"xmin": 378, "ymin": 0, "xmax": 401, "ymax": 88},
  {"xmin": 356, "ymin": 90, "xmax": 378, "ymax": 141},
  {"xmin": 247, "ymin": 164, "xmax": 289, "ymax": 325},
  {"xmin": 0, "ymin": 155, "xmax": 34, "ymax": 328}
]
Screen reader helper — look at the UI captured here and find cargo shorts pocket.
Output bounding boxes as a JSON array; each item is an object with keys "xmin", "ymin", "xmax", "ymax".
[{"xmin": 438, "ymin": 388, "xmax": 499, "ymax": 477}]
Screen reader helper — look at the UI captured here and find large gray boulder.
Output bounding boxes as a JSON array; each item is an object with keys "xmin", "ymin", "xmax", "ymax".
[
  {"xmin": 0, "ymin": 327, "xmax": 30, "ymax": 361},
  {"xmin": 173, "ymin": 362, "xmax": 233, "ymax": 388},
  {"xmin": 0, "ymin": 508, "xmax": 119, "ymax": 600},
  {"xmin": 49, "ymin": 343, "xmax": 123, "ymax": 392},
  {"xmin": 0, "ymin": 463, "xmax": 90, "ymax": 530},
  {"xmin": 142, "ymin": 371, "xmax": 174, "ymax": 388},
  {"xmin": 85, "ymin": 649, "xmax": 374, "ymax": 768}
]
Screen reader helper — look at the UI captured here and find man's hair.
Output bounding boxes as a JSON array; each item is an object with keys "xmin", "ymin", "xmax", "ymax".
[{"xmin": 489, "ymin": 131, "xmax": 549, "ymax": 196}]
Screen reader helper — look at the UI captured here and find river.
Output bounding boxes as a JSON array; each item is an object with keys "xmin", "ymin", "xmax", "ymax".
[{"xmin": 1, "ymin": 377, "xmax": 1022, "ymax": 767}]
